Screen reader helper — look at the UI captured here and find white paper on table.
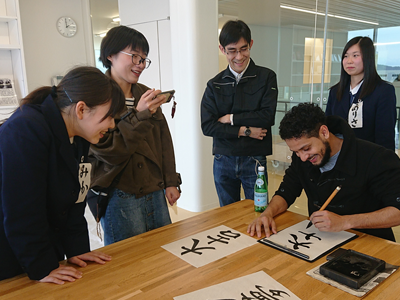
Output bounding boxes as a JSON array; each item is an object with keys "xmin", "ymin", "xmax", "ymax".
[
  {"xmin": 174, "ymin": 270, "xmax": 301, "ymax": 300},
  {"xmin": 259, "ymin": 220, "xmax": 357, "ymax": 262},
  {"xmin": 162, "ymin": 225, "xmax": 257, "ymax": 268}
]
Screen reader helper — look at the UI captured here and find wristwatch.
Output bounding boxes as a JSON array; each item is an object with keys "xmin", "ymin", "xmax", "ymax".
[{"xmin": 244, "ymin": 126, "xmax": 251, "ymax": 137}]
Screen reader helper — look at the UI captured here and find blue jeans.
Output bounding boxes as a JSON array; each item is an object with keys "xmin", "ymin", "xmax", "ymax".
[
  {"xmin": 213, "ymin": 155, "xmax": 267, "ymax": 207},
  {"xmin": 100, "ymin": 189, "xmax": 171, "ymax": 245}
]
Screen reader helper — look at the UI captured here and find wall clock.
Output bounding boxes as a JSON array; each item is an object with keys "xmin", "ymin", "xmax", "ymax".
[{"xmin": 56, "ymin": 16, "xmax": 77, "ymax": 37}]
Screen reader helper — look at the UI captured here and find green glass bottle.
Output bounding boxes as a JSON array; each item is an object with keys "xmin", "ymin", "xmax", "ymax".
[{"xmin": 254, "ymin": 166, "xmax": 268, "ymax": 212}]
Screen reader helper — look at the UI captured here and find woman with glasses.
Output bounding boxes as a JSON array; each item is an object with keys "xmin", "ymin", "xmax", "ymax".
[
  {"xmin": 325, "ymin": 36, "xmax": 397, "ymax": 150},
  {"xmin": 0, "ymin": 66, "xmax": 125, "ymax": 283},
  {"xmin": 89, "ymin": 26, "xmax": 181, "ymax": 246}
]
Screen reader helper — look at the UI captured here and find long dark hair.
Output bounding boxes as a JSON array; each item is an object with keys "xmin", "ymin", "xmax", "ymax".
[
  {"xmin": 99, "ymin": 26, "xmax": 149, "ymax": 70},
  {"xmin": 332, "ymin": 36, "xmax": 382, "ymax": 100},
  {"xmin": 21, "ymin": 66, "xmax": 125, "ymax": 120}
]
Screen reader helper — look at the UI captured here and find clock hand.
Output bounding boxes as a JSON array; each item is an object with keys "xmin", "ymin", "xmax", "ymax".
[{"xmin": 65, "ymin": 18, "xmax": 69, "ymax": 28}]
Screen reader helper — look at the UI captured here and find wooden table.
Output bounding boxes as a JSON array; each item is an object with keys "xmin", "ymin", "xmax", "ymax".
[{"xmin": 1, "ymin": 199, "xmax": 400, "ymax": 299}]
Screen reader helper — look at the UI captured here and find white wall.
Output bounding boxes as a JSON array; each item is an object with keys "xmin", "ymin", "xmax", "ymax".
[
  {"xmin": 19, "ymin": 0, "xmax": 94, "ymax": 92},
  {"xmin": 170, "ymin": 0, "xmax": 219, "ymax": 212},
  {"xmin": 118, "ymin": 0, "xmax": 220, "ymax": 212}
]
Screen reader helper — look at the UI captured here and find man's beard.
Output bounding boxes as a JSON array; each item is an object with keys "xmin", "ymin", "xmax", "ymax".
[{"xmin": 315, "ymin": 141, "xmax": 332, "ymax": 168}]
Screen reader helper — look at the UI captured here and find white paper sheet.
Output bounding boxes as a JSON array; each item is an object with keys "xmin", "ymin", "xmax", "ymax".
[
  {"xmin": 259, "ymin": 220, "xmax": 356, "ymax": 261},
  {"xmin": 174, "ymin": 271, "xmax": 301, "ymax": 300},
  {"xmin": 162, "ymin": 225, "xmax": 257, "ymax": 268}
]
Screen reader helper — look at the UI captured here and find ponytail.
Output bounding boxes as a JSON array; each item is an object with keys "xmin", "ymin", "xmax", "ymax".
[
  {"xmin": 19, "ymin": 66, "xmax": 125, "ymax": 119},
  {"xmin": 20, "ymin": 86, "xmax": 53, "ymax": 106}
]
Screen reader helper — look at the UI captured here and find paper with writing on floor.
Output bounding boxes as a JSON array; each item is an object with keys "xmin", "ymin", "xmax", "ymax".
[
  {"xmin": 173, "ymin": 271, "xmax": 301, "ymax": 300},
  {"xmin": 259, "ymin": 220, "xmax": 357, "ymax": 262},
  {"xmin": 162, "ymin": 225, "xmax": 257, "ymax": 268}
]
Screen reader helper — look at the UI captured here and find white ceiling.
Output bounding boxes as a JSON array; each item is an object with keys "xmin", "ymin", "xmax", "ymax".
[
  {"xmin": 89, "ymin": 0, "xmax": 119, "ymax": 35},
  {"xmin": 219, "ymin": 0, "xmax": 400, "ymax": 31},
  {"xmin": 89, "ymin": 0, "xmax": 400, "ymax": 36}
]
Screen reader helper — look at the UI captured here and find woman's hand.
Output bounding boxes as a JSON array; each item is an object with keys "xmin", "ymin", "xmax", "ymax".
[
  {"xmin": 165, "ymin": 186, "xmax": 180, "ymax": 206},
  {"xmin": 136, "ymin": 89, "xmax": 166, "ymax": 114},
  {"xmin": 39, "ymin": 264, "xmax": 82, "ymax": 285},
  {"xmin": 67, "ymin": 251, "xmax": 112, "ymax": 268}
]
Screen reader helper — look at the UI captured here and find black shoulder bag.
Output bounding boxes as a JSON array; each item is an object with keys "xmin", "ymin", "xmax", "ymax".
[{"xmin": 87, "ymin": 168, "xmax": 125, "ymax": 223}]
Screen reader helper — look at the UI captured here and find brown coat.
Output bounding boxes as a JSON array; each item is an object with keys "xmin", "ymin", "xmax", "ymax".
[{"xmin": 89, "ymin": 82, "xmax": 181, "ymax": 198}]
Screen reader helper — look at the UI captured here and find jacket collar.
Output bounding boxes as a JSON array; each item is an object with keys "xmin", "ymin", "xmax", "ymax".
[
  {"xmin": 336, "ymin": 82, "xmax": 364, "ymax": 116},
  {"xmin": 41, "ymin": 95, "xmax": 81, "ymax": 178},
  {"xmin": 221, "ymin": 58, "xmax": 257, "ymax": 81},
  {"xmin": 326, "ymin": 115, "xmax": 358, "ymax": 177}
]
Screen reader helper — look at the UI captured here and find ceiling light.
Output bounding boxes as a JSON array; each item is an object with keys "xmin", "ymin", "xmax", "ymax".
[
  {"xmin": 280, "ymin": 4, "xmax": 379, "ymax": 26},
  {"xmin": 95, "ymin": 32, "xmax": 107, "ymax": 38},
  {"xmin": 112, "ymin": 17, "xmax": 120, "ymax": 22},
  {"xmin": 375, "ymin": 41, "xmax": 400, "ymax": 46}
]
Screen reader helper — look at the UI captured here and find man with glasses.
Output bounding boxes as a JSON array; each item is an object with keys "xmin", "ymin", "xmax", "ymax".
[{"xmin": 201, "ymin": 20, "xmax": 278, "ymax": 207}]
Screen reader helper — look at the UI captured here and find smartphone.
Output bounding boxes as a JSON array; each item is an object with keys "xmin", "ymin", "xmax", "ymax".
[{"xmin": 157, "ymin": 89, "xmax": 175, "ymax": 103}]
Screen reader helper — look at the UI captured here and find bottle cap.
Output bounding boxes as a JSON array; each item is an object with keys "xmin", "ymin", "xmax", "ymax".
[{"xmin": 258, "ymin": 166, "xmax": 265, "ymax": 172}]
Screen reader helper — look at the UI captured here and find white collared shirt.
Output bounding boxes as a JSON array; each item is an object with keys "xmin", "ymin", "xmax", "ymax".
[
  {"xmin": 229, "ymin": 60, "xmax": 250, "ymax": 84},
  {"xmin": 350, "ymin": 80, "xmax": 363, "ymax": 95},
  {"xmin": 228, "ymin": 60, "xmax": 251, "ymax": 126}
]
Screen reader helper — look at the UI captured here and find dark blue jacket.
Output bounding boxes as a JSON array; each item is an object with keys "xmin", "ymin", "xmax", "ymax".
[
  {"xmin": 325, "ymin": 81, "xmax": 396, "ymax": 150},
  {"xmin": 275, "ymin": 116, "xmax": 400, "ymax": 241},
  {"xmin": 0, "ymin": 96, "xmax": 90, "ymax": 281},
  {"xmin": 201, "ymin": 59, "xmax": 278, "ymax": 156}
]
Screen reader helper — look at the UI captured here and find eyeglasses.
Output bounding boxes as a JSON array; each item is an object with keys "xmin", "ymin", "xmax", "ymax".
[
  {"xmin": 224, "ymin": 46, "xmax": 250, "ymax": 58},
  {"xmin": 119, "ymin": 51, "xmax": 151, "ymax": 69}
]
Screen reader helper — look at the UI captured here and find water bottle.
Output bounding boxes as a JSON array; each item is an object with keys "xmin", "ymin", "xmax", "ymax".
[{"xmin": 254, "ymin": 166, "xmax": 268, "ymax": 212}]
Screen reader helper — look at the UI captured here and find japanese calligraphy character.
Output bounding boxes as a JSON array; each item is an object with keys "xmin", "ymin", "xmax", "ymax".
[
  {"xmin": 288, "ymin": 234, "xmax": 312, "ymax": 250},
  {"xmin": 207, "ymin": 235, "xmax": 231, "ymax": 245},
  {"xmin": 298, "ymin": 231, "xmax": 321, "ymax": 241},
  {"xmin": 181, "ymin": 238, "xmax": 215, "ymax": 255},
  {"xmin": 80, "ymin": 180, "xmax": 88, "ymax": 195},
  {"xmin": 80, "ymin": 165, "xmax": 89, "ymax": 178},
  {"xmin": 241, "ymin": 285, "xmax": 290, "ymax": 300},
  {"xmin": 350, "ymin": 104, "xmax": 359, "ymax": 126},
  {"xmin": 219, "ymin": 230, "xmax": 241, "ymax": 239}
]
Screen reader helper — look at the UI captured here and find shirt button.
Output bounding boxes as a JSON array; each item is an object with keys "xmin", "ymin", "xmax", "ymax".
[{"xmin": 137, "ymin": 163, "xmax": 143, "ymax": 169}]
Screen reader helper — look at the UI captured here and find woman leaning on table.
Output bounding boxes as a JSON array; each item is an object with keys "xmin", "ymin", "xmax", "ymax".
[
  {"xmin": 0, "ymin": 66, "xmax": 125, "ymax": 284},
  {"xmin": 325, "ymin": 36, "xmax": 397, "ymax": 150}
]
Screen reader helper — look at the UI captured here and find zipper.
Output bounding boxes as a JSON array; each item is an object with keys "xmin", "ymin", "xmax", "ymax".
[
  {"xmin": 214, "ymin": 73, "xmax": 257, "ymax": 88},
  {"xmin": 214, "ymin": 81, "xmax": 235, "ymax": 88},
  {"xmin": 241, "ymin": 74, "xmax": 257, "ymax": 80}
]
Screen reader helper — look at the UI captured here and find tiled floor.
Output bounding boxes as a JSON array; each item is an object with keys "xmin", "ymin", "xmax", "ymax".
[{"xmin": 85, "ymin": 158, "xmax": 400, "ymax": 250}]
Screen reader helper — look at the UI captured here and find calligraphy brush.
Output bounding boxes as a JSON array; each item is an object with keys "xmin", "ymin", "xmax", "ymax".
[{"xmin": 306, "ymin": 185, "xmax": 342, "ymax": 229}]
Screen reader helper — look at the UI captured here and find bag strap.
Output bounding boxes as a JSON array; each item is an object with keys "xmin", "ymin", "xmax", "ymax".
[{"xmin": 92, "ymin": 163, "xmax": 129, "ymax": 240}]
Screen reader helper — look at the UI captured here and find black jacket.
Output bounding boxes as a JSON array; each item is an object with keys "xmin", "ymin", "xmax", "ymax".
[
  {"xmin": 201, "ymin": 59, "xmax": 278, "ymax": 156},
  {"xmin": 275, "ymin": 116, "xmax": 400, "ymax": 241},
  {"xmin": 0, "ymin": 96, "xmax": 90, "ymax": 280},
  {"xmin": 326, "ymin": 81, "xmax": 396, "ymax": 150}
]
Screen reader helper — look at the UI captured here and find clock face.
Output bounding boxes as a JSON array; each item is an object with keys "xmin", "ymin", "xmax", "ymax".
[{"xmin": 57, "ymin": 17, "xmax": 77, "ymax": 37}]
